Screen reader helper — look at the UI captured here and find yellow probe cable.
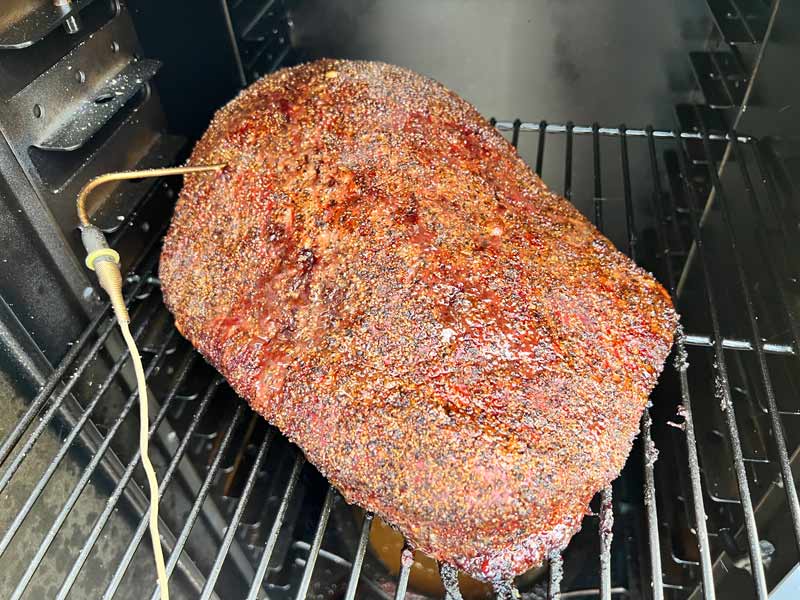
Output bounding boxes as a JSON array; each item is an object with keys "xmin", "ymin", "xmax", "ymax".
[{"xmin": 77, "ymin": 164, "xmax": 224, "ymax": 600}]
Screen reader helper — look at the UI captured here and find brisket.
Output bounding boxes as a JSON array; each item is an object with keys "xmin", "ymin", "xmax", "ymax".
[{"xmin": 160, "ymin": 59, "xmax": 677, "ymax": 581}]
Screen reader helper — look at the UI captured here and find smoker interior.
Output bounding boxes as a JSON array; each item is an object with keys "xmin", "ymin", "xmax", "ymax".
[{"xmin": 1, "ymin": 1, "xmax": 799, "ymax": 599}]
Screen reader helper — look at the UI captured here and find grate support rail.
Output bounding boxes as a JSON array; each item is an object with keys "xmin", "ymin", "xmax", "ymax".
[{"xmin": 493, "ymin": 120, "xmax": 753, "ymax": 143}]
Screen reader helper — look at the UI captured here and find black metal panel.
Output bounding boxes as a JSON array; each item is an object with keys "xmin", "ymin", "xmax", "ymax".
[
  {"xmin": 675, "ymin": 104, "xmax": 728, "ymax": 165},
  {"xmin": 0, "ymin": 131, "xmax": 91, "ymax": 363},
  {"xmin": 127, "ymin": 0, "xmax": 246, "ymax": 140},
  {"xmin": 706, "ymin": 0, "xmax": 769, "ymax": 46},
  {"xmin": 690, "ymin": 51, "xmax": 748, "ymax": 109},
  {"xmin": 0, "ymin": 1, "xmax": 182, "ymax": 363},
  {"xmin": 287, "ymin": 0, "xmax": 711, "ymax": 130}
]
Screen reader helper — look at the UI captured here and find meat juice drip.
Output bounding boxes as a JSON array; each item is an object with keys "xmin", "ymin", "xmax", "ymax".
[
  {"xmin": 401, "ymin": 546, "xmax": 415, "ymax": 569},
  {"xmin": 547, "ymin": 553, "xmax": 563, "ymax": 598},
  {"xmin": 642, "ymin": 412, "xmax": 658, "ymax": 511},
  {"xmin": 643, "ymin": 427, "xmax": 659, "ymax": 468},
  {"xmin": 714, "ymin": 373, "xmax": 730, "ymax": 413},
  {"xmin": 440, "ymin": 563, "xmax": 464, "ymax": 600},
  {"xmin": 599, "ymin": 488, "xmax": 614, "ymax": 558},
  {"xmin": 366, "ymin": 513, "xmax": 494, "ymax": 599},
  {"xmin": 490, "ymin": 580, "xmax": 521, "ymax": 600},
  {"xmin": 673, "ymin": 324, "xmax": 689, "ymax": 373}
]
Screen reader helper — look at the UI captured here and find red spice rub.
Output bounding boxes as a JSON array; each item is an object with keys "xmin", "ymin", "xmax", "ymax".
[{"xmin": 160, "ymin": 59, "xmax": 677, "ymax": 581}]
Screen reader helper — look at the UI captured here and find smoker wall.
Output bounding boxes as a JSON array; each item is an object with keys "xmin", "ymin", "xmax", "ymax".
[{"xmin": 290, "ymin": 0, "xmax": 711, "ymax": 129}]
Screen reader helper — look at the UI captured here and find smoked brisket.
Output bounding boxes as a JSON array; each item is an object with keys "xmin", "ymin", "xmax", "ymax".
[{"xmin": 160, "ymin": 59, "xmax": 677, "ymax": 581}]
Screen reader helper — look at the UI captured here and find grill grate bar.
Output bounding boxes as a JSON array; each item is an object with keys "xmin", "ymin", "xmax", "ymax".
[
  {"xmin": 0, "ymin": 296, "xmax": 161, "ymax": 556},
  {"xmin": 511, "ymin": 118, "xmax": 521, "ymax": 148},
  {"xmin": 594, "ymin": 132, "xmax": 616, "ymax": 600},
  {"xmin": 640, "ymin": 410, "xmax": 664, "ymax": 600},
  {"xmin": 682, "ymin": 334, "xmax": 795, "ymax": 354},
  {"xmin": 673, "ymin": 123, "xmax": 768, "ymax": 599},
  {"xmin": 619, "ymin": 125, "xmax": 636, "ymax": 259},
  {"xmin": 559, "ymin": 588, "xmax": 628, "ymax": 598},
  {"xmin": 548, "ymin": 553, "xmax": 564, "ymax": 600},
  {"xmin": 696, "ymin": 115, "xmax": 800, "ymax": 548},
  {"xmin": 645, "ymin": 127, "xmax": 678, "ymax": 296},
  {"xmin": 564, "ymin": 121, "xmax": 574, "ymax": 200},
  {"xmin": 343, "ymin": 512, "xmax": 374, "ymax": 600},
  {"xmin": 646, "ymin": 128, "xmax": 716, "ymax": 599},
  {"xmin": 56, "ymin": 347, "xmax": 197, "ymax": 600},
  {"xmin": 674, "ymin": 346, "xmax": 715, "ymax": 599},
  {"xmin": 200, "ymin": 427, "xmax": 276, "ymax": 599},
  {"xmin": 592, "ymin": 123, "xmax": 603, "ymax": 229},
  {"xmin": 294, "ymin": 485, "xmax": 335, "ymax": 600},
  {"xmin": 662, "ymin": 153, "xmax": 691, "ymax": 264},
  {"xmin": 393, "ymin": 543, "xmax": 413, "ymax": 600},
  {"xmin": 7, "ymin": 321, "xmax": 177, "ymax": 599},
  {"xmin": 246, "ymin": 452, "xmax": 306, "ymax": 600},
  {"xmin": 599, "ymin": 488, "xmax": 614, "ymax": 600},
  {"xmin": 494, "ymin": 120, "xmax": 753, "ymax": 143},
  {"xmin": 535, "ymin": 120, "xmax": 547, "ymax": 175},
  {"xmin": 619, "ymin": 123, "xmax": 663, "ymax": 600},
  {"xmin": 101, "ymin": 377, "xmax": 224, "ymax": 600},
  {"xmin": 151, "ymin": 404, "xmax": 245, "ymax": 600}
]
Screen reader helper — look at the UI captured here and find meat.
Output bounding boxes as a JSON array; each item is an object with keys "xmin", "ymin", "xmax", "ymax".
[{"xmin": 159, "ymin": 59, "xmax": 677, "ymax": 581}]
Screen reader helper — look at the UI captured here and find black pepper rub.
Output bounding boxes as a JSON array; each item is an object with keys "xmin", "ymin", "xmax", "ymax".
[{"xmin": 160, "ymin": 59, "xmax": 677, "ymax": 581}]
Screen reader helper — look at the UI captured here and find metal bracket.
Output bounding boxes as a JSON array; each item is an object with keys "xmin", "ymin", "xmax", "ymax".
[
  {"xmin": 675, "ymin": 104, "xmax": 729, "ymax": 166},
  {"xmin": 706, "ymin": 0, "xmax": 768, "ymax": 46},
  {"xmin": 230, "ymin": 0, "xmax": 292, "ymax": 81},
  {"xmin": 689, "ymin": 51, "xmax": 749, "ymax": 109},
  {"xmin": 3, "ymin": 14, "xmax": 157, "ymax": 155},
  {"xmin": 0, "ymin": 0, "xmax": 97, "ymax": 50},
  {"xmin": 35, "ymin": 58, "xmax": 160, "ymax": 151}
]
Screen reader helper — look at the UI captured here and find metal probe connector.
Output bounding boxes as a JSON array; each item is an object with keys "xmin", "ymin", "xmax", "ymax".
[{"xmin": 79, "ymin": 225, "xmax": 128, "ymax": 323}]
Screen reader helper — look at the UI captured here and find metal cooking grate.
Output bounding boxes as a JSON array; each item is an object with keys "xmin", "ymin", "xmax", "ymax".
[{"xmin": 1, "ymin": 115, "xmax": 798, "ymax": 600}]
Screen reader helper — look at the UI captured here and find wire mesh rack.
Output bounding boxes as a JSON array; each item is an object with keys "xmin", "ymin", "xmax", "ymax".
[{"xmin": 1, "ymin": 112, "xmax": 798, "ymax": 600}]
